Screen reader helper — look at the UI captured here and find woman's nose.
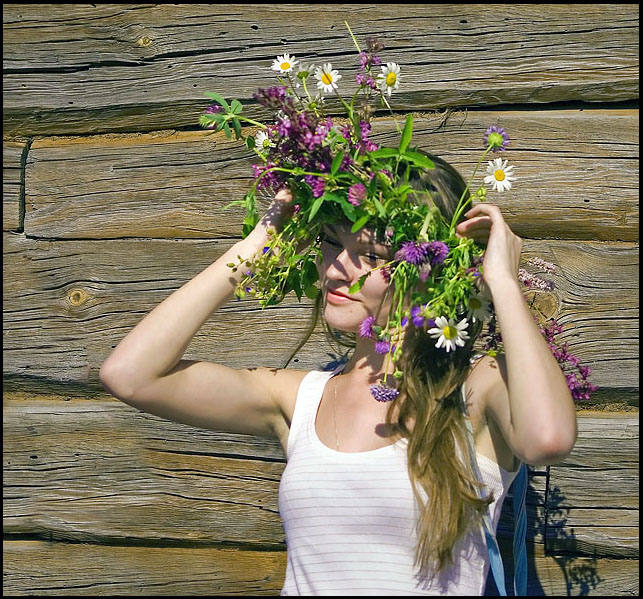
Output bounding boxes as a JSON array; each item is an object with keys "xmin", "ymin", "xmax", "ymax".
[{"xmin": 325, "ymin": 248, "xmax": 359, "ymax": 280}]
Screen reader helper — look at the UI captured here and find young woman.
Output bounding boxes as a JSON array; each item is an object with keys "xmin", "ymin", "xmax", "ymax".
[{"xmin": 100, "ymin": 155, "xmax": 577, "ymax": 595}]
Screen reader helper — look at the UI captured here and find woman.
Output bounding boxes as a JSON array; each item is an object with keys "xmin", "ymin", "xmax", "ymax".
[{"xmin": 100, "ymin": 155, "xmax": 577, "ymax": 595}]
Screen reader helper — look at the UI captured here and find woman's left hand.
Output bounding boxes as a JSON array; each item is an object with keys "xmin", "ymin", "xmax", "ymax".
[{"xmin": 455, "ymin": 203, "xmax": 523, "ymax": 289}]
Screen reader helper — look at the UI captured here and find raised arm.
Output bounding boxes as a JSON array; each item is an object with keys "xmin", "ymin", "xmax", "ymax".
[
  {"xmin": 99, "ymin": 189, "xmax": 305, "ymax": 440},
  {"xmin": 457, "ymin": 203, "xmax": 577, "ymax": 466}
]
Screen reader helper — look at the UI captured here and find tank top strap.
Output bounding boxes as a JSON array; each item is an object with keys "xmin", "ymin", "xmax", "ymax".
[{"xmin": 285, "ymin": 369, "xmax": 338, "ymax": 460}]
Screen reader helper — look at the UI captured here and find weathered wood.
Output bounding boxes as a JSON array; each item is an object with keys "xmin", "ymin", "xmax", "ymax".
[
  {"xmin": 21, "ymin": 110, "xmax": 639, "ymax": 241},
  {"xmin": 2, "ymin": 540, "xmax": 286, "ymax": 596},
  {"xmin": 544, "ymin": 415, "xmax": 639, "ymax": 558},
  {"xmin": 3, "ymin": 231, "xmax": 637, "ymax": 389},
  {"xmin": 3, "ymin": 396, "xmax": 636, "ymax": 558},
  {"xmin": 2, "ymin": 540, "xmax": 638, "ymax": 596},
  {"xmin": 2, "ymin": 4, "xmax": 638, "ymax": 136},
  {"xmin": 3, "ymin": 140, "xmax": 25, "ymax": 231}
]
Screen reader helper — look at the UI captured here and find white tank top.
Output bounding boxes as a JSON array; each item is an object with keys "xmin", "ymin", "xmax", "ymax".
[{"xmin": 278, "ymin": 369, "xmax": 519, "ymax": 596}]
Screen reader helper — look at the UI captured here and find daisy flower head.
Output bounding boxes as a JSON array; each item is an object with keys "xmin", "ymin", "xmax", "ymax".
[
  {"xmin": 377, "ymin": 62, "xmax": 401, "ymax": 96},
  {"xmin": 272, "ymin": 53, "xmax": 299, "ymax": 74},
  {"xmin": 467, "ymin": 292, "xmax": 491, "ymax": 322},
  {"xmin": 484, "ymin": 157, "xmax": 516, "ymax": 192},
  {"xmin": 255, "ymin": 130, "xmax": 275, "ymax": 152},
  {"xmin": 428, "ymin": 316, "xmax": 470, "ymax": 353},
  {"xmin": 315, "ymin": 63, "xmax": 341, "ymax": 94}
]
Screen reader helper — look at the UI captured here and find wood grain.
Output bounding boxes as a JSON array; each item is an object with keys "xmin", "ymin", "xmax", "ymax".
[
  {"xmin": 3, "ymin": 396, "xmax": 636, "ymax": 559},
  {"xmin": 21, "ymin": 110, "xmax": 639, "ymax": 241},
  {"xmin": 3, "ymin": 4, "xmax": 638, "ymax": 135},
  {"xmin": 3, "ymin": 540, "xmax": 637, "ymax": 596},
  {"xmin": 3, "ymin": 231, "xmax": 637, "ymax": 389},
  {"xmin": 3, "ymin": 140, "xmax": 25, "ymax": 231}
]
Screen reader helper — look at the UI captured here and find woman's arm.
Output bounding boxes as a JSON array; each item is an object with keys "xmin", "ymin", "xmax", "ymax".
[
  {"xmin": 457, "ymin": 203, "xmax": 577, "ymax": 465},
  {"xmin": 99, "ymin": 189, "xmax": 304, "ymax": 439}
]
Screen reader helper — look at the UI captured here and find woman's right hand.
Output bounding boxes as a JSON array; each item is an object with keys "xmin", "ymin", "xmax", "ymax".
[{"xmin": 258, "ymin": 187, "xmax": 296, "ymax": 233}]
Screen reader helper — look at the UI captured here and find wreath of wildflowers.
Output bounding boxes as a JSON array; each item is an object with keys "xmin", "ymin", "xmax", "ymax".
[{"xmin": 200, "ymin": 23, "xmax": 597, "ymax": 403}]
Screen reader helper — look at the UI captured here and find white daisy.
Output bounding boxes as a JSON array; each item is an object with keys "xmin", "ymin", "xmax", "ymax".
[
  {"xmin": 467, "ymin": 292, "xmax": 491, "ymax": 323},
  {"xmin": 271, "ymin": 53, "xmax": 299, "ymax": 73},
  {"xmin": 377, "ymin": 62, "xmax": 401, "ymax": 96},
  {"xmin": 428, "ymin": 316, "xmax": 470, "ymax": 353},
  {"xmin": 314, "ymin": 63, "xmax": 341, "ymax": 94},
  {"xmin": 255, "ymin": 130, "xmax": 274, "ymax": 152},
  {"xmin": 484, "ymin": 158, "xmax": 516, "ymax": 192}
]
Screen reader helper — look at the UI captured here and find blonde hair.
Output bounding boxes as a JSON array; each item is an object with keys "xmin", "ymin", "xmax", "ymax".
[{"xmin": 285, "ymin": 151, "xmax": 493, "ymax": 577}]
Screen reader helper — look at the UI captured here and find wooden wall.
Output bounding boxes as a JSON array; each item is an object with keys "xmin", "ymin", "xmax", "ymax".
[{"xmin": 3, "ymin": 4, "xmax": 639, "ymax": 596}]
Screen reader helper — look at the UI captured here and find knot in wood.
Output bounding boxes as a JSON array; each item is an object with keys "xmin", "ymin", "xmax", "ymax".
[
  {"xmin": 525, "ymin": 290, "xmax": 559, "ymax": 323},
  {"xmin": 67, "ymin": 287, "xmax": 90, "ymax": 307},
  {"xmin": 136, "ymin": 36, "xmax": 153, "ymax": 47}
]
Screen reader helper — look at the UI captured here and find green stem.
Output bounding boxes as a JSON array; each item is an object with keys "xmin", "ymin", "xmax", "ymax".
[
  {"xmin": 344, "ymin": 21, "xmax": 362, "ymax": 53},
  {"xmin": 450, "ymin": 145, "xmax": 493, "ymax": 230}
]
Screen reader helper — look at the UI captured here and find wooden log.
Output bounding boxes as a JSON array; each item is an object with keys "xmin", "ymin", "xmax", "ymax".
[
  {"xmin": 22, "ymin": 110, "xmax": 639, "ymax": 241},
  {"xmin": 2, "ymin": 4, "xmax": 638, "ymax": 136},
  {"xmin": 2, "ymin": 540, "xmax": 638, "ymax": 596},
  {"xmin": 3, "ymin": 140, "xmax": 25, "ymax": 231},
  {"xmin": 3, "ymin": 231, "xmax": 637, "ymax": 390},
  {"xmin": 545, "ymin": 414, "xmax": 639, "ymax": 558},
  {"xmin": 2, "ymin": 540, "xmax": 286, "ymax": 596},
  {"xmin": 3, "ymin": 395, "xmax": 636, "ymax": 558}
]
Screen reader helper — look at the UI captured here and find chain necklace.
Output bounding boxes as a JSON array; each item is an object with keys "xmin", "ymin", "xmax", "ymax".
[{"xmin": 332, "ymin": 376, "xmax": 340, "ymax": 451}]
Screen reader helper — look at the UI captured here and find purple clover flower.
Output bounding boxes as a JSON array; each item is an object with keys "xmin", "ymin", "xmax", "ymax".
[
  {"xmin": 304, "ymin": 175, "xmax": 326, "ymax": 198},
  {"xmin": 348, "ymin": 183, "xmax": 367, "ymax": 206},
  {"xmin": 411, "ymin": 305, "xmax": 426, "ymax": 327},
  {"xmin": 359, "ymin": 316, "xmax": 376, "ymax": 339},
  {"xmin": 370, "ymin": 383, "xmax": 399, "ymax": 402},
  {"xmin": 484, "ymin": 125, "xmax": 510, "ymax": 152},
  {"xmin": 205, "ymin": 104, "xmax": 223, "ymax": 114},
  {"xmin": 375, "ymin": 340, "xmax": 392, "ymax": 354},
  {"xmin": 395, "ymin": 241, "xmax": 430, "ymax": 265},
  {"xmin": 427, "ymin": 241, "xmax": 449, "ymax": 267}
]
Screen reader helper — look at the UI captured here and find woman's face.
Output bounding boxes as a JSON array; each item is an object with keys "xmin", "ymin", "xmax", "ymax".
[{"xmin": 317, "ymin": 223, "xmax": 394, "ymax": 333}]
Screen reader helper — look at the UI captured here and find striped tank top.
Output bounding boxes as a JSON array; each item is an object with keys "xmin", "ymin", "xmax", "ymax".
[{"xmin": 278, "ymin": 369, "xmax": 519, "ymax": 596}]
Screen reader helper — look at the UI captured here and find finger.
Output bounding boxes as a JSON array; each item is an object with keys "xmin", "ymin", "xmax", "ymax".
[{"xmin": 464, "ymin": 203, "xmax": 503, "ymax": 222}]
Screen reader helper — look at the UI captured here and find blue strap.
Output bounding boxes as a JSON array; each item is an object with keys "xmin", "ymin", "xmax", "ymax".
[{"xmin": 512, "ymin": 463, "xmax": 528, "ymax": 596}]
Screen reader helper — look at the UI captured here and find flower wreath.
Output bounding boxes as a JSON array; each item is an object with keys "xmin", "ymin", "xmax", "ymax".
[{"xmin": 200, "ymin": 23, "xmax": 597, "ymax": 403}]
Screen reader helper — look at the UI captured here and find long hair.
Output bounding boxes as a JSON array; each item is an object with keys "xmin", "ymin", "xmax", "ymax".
[{"xmin": 284, "ymin": 151, "xmax": 493, "ymax": 577}]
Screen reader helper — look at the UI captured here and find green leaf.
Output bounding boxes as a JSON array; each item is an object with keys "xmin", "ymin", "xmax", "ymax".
[
  {"xmin": 223, "ymin": 122, "xmax": 232, "ymax": 139},
  {"xmin": 308, "ymin": 195, "xmax": 325, "ymax": 222},
  {"xmin": 331, "ymin": 150, "xmax": 344, "ymax": 176},
  {"xmin": 204, "ymin": 92, "xmax": 231, "ymax": 112},
  {"xmin": 232, "ymin": 117, "xmax": 242, "ymax": 140},
  {"xmin": 348, "ymin": 273, "xmax": 368, "ymax": 294},
  {"xmin": 245, "ymin": 135, "xmax": 255, "ymax": 150},
  {"xmin": 351, "ymin": 214, "xmax": 370, "ymax": 233},
  {"xmin": 373, "ymin": 196, "xmax": 386, "ymax": 218},
  {"xmin": 230, "ymin": 99, "xmax": 243, "ymax": 114},
  {"xmin": 338, "ymin": 199, "xmax": 356, "ymax": 221},
  {"xmin": 402, "ymin": 150, "xmax": 435, "ymax": 170},
  {"xmin": 399, "ymin": 114, "xmax": 413, "ymax": 154},
  {"xmin": 370, "ymin": 148, "xmax": 399, "ymax": 160},
  {"xmin": 304, "ymin": 285, "xmax": 320, "ymax": 300}
]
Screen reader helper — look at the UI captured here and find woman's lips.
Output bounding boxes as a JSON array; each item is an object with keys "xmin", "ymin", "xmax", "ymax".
[{"xmin": 326, "ymin": 288, "xmax": 357, "ymax": 304}]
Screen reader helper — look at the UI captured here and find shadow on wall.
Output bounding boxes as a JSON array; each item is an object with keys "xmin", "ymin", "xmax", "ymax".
[{"xmin": 485, "ymin": 469, "xmax": 601, "ymax": 596}]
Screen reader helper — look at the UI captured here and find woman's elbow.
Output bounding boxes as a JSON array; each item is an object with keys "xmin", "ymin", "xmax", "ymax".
[
  {"xmin": 99, "ymin": 359, "xmax": 138, "ymax": 403},
  {"xmin": 524, "ymin": 428, "xmax": 577, "ymax": 466}
]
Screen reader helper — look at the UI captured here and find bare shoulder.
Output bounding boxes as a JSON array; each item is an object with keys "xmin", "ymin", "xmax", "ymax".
[
  {"xmin": 258, "ymin": 366, "xmax": 309, "ymax": 423},
  {"xmin": 465, "ymin": 353, "xmax": 518, "ymax": 472},
  {"xmin": 258, "ymin": 367, "xmax": 309, "ymax": 451}
]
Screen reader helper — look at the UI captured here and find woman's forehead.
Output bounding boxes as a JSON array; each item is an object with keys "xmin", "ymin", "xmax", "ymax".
[{"xmin": 323, "ymin": 223, "xmax": 390, "ymax": 247}]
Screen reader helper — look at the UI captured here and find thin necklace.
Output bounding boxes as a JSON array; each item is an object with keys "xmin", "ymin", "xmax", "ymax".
[{"xmin": 332, "ymin": 376, "xmax": 340, "ymax": 451}]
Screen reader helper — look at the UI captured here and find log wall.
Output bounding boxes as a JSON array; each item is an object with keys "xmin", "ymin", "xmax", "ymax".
[{"xmin": 3, "ymin": 4, "xmax": 639, "ymax": 596}]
